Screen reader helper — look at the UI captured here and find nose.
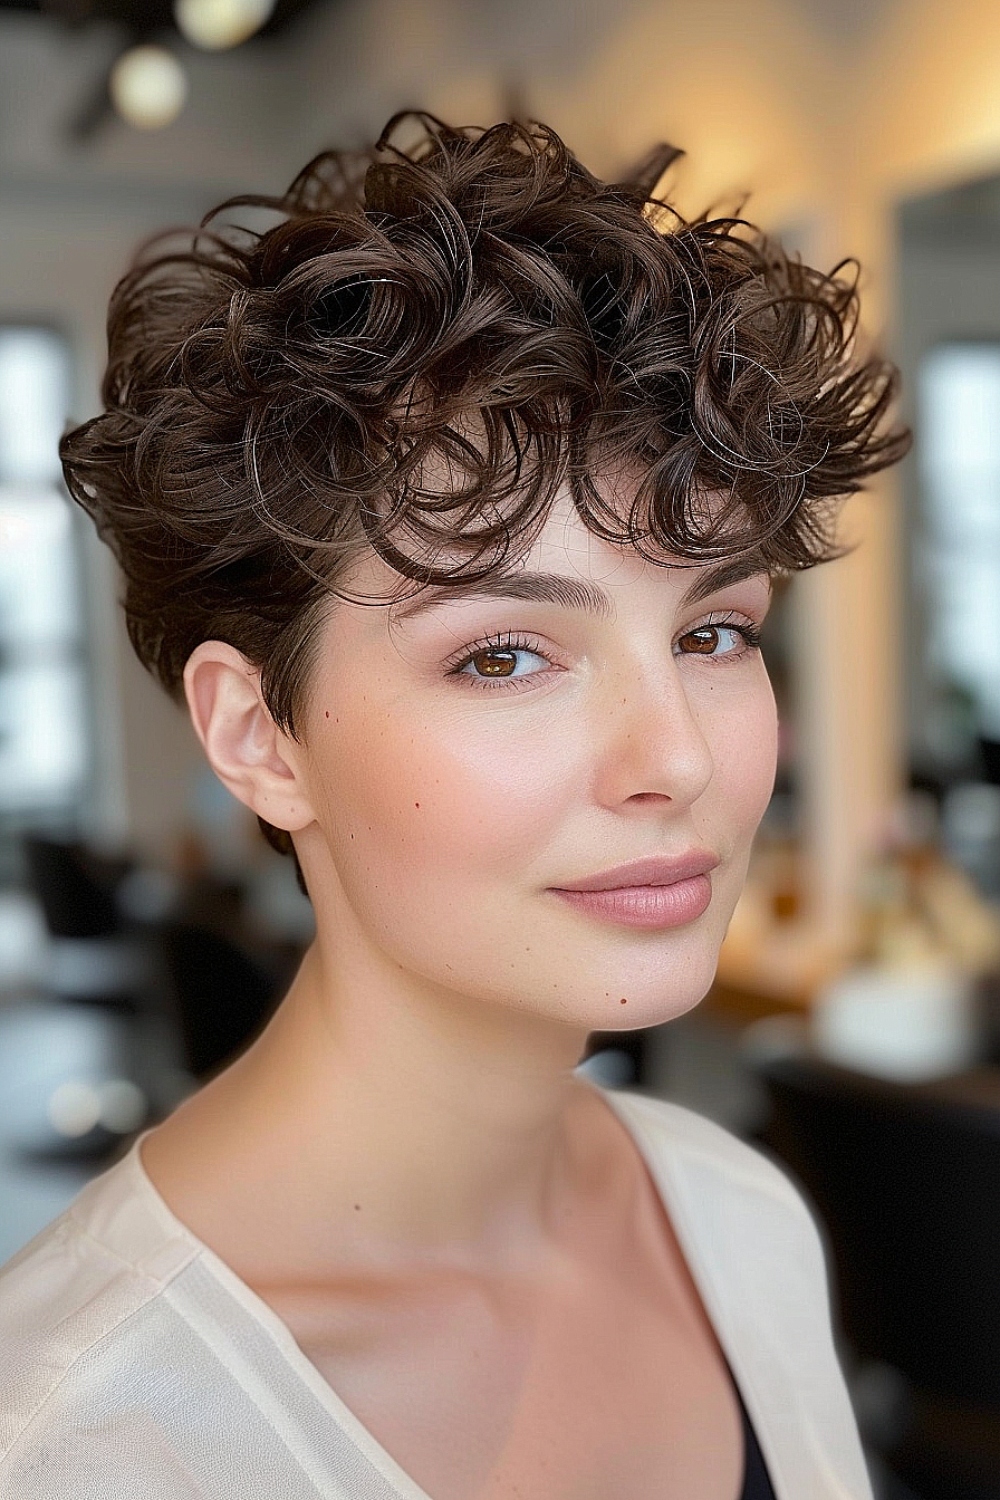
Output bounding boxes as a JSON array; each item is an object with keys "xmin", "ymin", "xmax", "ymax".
[{"xmin": 591, "ymin": 652, "xmax": 714, "ymax": 812}]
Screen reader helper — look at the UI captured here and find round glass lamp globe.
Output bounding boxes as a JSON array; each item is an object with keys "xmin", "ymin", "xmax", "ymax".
[
  {"xmin": 109, "ymin": 45, "xmax": 188, "ymax": 130},
  {"xmin": 174, "ymin": 0, "xmax": 274, "ymax": 50}
]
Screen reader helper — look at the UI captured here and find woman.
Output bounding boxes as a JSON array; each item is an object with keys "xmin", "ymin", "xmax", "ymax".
[{"xmin": 0, "ymin": 115, "xmax": 907, "ymax": 1499}]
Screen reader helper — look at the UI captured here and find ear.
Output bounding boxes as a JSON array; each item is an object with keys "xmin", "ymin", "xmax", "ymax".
[{"xmin": 182, "ymin": 641, "xmax": 315, "ymax": 836}]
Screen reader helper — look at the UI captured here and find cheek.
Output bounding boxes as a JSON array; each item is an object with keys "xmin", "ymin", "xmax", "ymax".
[
  {"xmin": 310, "ymin": 699, "xmax": 578, "ymax": 899},
  {"xmin": 703, "ymin": 675, "xmax": 779, "ymax": 839}
]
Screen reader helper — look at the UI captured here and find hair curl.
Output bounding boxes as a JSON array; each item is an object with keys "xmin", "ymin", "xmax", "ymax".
[{"xmin": 60, "ymin": 111, "xmax": 910, "ymax": 861}]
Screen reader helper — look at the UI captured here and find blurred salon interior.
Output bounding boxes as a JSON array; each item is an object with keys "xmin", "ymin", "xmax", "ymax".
[{"xmin": 1, "ymin": 2, "xmax": 1000, "ymax": 1496}]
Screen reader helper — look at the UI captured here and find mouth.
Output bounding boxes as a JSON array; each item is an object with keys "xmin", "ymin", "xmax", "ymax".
[{"xmin": 547, "ymin": 852, "xmax": 719, "ymax": 931}]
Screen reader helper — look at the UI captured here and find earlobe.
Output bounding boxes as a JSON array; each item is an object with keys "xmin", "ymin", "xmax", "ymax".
[{"xmin": 182, "ymin": 642, "xmax": 315, "ymax": 835}]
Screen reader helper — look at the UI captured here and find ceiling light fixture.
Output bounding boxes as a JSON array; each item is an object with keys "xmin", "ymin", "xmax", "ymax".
[
  {"xmin": 109, "ymin": 43, "xmax": 189, "ymax": 130},
  {"xmin": 173, "ymin": 0, "xmax": 275, "ymax": 51}
]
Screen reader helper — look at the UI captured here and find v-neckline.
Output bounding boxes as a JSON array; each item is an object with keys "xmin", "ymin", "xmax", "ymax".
[{"xmin": 123, "ymin": 1084, "xmax": 768, "ymax": 1500}]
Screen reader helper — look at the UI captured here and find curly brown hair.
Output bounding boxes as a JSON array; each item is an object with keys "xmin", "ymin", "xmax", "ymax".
[{"xmin": 61, "ymin": 111, "xmax": 909, "ymax": 859}]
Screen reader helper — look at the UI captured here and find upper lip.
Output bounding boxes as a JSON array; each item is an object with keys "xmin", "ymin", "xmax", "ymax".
[{"xmin": 551, "ymin": 851, "xmax": 720, "ymax": 892}]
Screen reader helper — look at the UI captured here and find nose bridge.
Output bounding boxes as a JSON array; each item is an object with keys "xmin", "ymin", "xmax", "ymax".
[{"xmin": 596, "ymin": 647, "xmax": 714, "ymax": 805}]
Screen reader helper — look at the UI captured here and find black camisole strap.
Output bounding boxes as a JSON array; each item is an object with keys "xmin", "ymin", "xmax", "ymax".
[{"xmin": 736, "ymin": 1382, "xmax": 778, "ymax": 1500}]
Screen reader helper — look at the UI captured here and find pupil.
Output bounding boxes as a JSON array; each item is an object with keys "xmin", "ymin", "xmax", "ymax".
[
  {"xmin": 688, "ymin": 629, "xmax": 717, "ymax": 654},
  {"xmin": 474, "ymin": 649, "xmax": 517, "ymax": 677}
]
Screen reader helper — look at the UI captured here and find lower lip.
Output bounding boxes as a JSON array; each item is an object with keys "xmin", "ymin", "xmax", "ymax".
[{"xmin": 550, "ymin": 875, "xmax": 713, "ymax": 930}]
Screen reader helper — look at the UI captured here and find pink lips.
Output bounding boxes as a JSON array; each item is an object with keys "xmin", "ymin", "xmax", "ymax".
[
  {"xmin": 553, "ymin": 852, "xmax": 720, "ymax": 892},
  {"xmin": 549, "ymin": 851, "xmax": 719, "ymax": 930}
]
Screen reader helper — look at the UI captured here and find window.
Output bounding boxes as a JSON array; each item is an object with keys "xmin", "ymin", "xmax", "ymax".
[
  {"xmin": 0, "ymin": 329, "xmax": 89, "ymax": 827},
  {"xmin": 917, "ymin": 342, "xmax": 1000, "ymax": 746}
]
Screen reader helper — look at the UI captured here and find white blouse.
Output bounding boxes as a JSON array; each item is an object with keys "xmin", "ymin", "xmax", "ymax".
[{"xmin": 0, "ymin": 1087, "xmax": 873, "ymax": 1500}]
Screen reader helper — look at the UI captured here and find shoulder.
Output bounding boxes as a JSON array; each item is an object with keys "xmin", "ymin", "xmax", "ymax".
[
  {"xmin": 601, "ymin": 1100, "xmax": 870, "ymax": 1497},
  {"xmin": 609, "ymin": 1087, "xmax": 804, "ymax": 1198},
  {"xmin": 606, "ymin": 1088, "xmax": 828, "ymax": 1262},
  {"xmin": 609, "ymin": 1089, "xmax": 845, "ymax": 1372},
  {"xmin": 0, "ymin": 1208, "xmax": 124, "ymax": 1459},
  {"xmin": 0, "ymin": 1154, "xmax": 196, "ymax": 1466}
]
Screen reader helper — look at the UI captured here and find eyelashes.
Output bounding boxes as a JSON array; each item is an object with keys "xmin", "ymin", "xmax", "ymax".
[{"xmin": 444, "ymin": 615, "xmax": 764, "ymax": 691}]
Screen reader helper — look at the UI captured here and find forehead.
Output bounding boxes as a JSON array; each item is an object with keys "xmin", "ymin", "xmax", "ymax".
[
  {"xmin": 334, "ymin": 527, "xmax": 770, "ymax": 647},
  {"xmin": 336, "ymin": 485, "xmax": 773, "ymax": 620}
]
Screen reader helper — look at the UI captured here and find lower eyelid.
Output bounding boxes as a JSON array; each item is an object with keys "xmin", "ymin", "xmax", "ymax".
[{"xmin": 459, "ymin": 675, "xmax": 547, "ymax": 693}]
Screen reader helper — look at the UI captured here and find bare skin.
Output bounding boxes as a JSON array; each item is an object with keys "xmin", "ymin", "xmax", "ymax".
[{"xmin": 141, "ymin": 488, "xmax": 777, "ymax": 1499}]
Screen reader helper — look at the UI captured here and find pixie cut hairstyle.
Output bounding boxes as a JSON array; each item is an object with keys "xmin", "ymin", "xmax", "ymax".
[{"xmin": 61, "ymin": 111, "xmax": 908, "ymax": 853}]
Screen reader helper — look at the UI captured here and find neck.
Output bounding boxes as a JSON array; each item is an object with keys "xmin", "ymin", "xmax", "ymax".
[{"xmin": 179, "ymin": 937, "xmax": 603, "ymax": 1275}]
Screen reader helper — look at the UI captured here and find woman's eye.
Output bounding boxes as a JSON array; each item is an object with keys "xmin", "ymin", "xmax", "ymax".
[
  {"xmin": 677, "ymin": 623, "xmax": 759, "ymax": 658},
  {"xmin": 458, "ymin": 646, "xmax": 549, "ymax": 681}
]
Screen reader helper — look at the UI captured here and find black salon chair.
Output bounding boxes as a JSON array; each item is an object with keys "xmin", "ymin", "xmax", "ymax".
[
  {"xmin": 21, "ymin": 835, "xmax": 149, "ymax": 1009},
  {"xmin": 159, "ymin": 921, "xmax": 283, "ymax": 1080},
  {"xmin": 22, "ymin": 836, "xmax": 124, "ymax": 939},
  {"xmin": 754, "ymin": 1053, "xmax": 1000, "ymax": 1500}
]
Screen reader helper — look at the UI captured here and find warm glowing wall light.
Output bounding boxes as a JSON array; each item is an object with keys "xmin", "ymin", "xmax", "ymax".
[
  {"xmin": 174, "ymin": 0, "xmax": 275, "ymax": 51},
  {"xmin": 109, "ymin": 45, "xmax": 188, "ymax": 130}
]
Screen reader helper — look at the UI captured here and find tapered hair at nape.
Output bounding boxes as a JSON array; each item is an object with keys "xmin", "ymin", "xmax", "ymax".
[{"xmin": 60, "ymin": 110, "xmax": 909, "ymax": 856}]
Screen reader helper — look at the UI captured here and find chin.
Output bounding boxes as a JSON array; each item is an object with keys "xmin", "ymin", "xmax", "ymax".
[
  {"xmin": 562, "ymin": 933, "xmax": 725, "ymax": 1035},
  {"xmin": 598, "ymin": 975, "xmax": 717, "ymax": 1033}
]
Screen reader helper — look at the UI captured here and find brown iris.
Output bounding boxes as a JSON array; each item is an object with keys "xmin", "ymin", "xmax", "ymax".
[
  {"xmin": 681, "ymin": 627, "xmax": 720, "ymax": 655},
  {"xmin": 471, "ymin": 648, "xmax": 518, "ymax": 677}
]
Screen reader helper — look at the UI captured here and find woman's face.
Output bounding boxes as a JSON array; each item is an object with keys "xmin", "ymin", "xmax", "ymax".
[{"xmin": 294, "ymin": 491, "xmax": 778, "ymax": 1032}]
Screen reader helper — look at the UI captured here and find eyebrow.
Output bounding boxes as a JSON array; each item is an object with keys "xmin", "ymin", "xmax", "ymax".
[{"xmin": 390, "ymin": 553, "xmax": 773, "ymax": 624}]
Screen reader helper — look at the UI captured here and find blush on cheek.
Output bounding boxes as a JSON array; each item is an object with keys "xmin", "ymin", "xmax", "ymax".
[
  {"xmin": 750, "ymin": 712, "xmax": 779, "ymax": 810},
  {"xmin": 709, "ymin": 689, "xmax": 779, "ymax": 845},
  {"xmin": 322, "ymin": 710, "xmax": 578, "ymax": 900}
]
